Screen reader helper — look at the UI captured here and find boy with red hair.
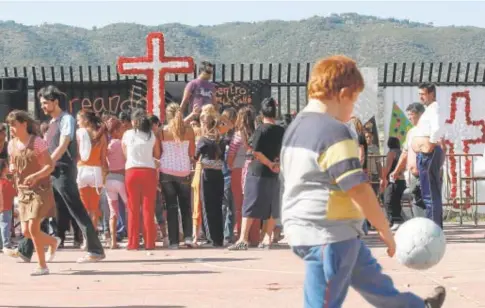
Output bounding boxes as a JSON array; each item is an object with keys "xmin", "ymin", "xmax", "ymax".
[{"xmin": 280, "ymin": 55, "xmax": 446, "ymax": 308}]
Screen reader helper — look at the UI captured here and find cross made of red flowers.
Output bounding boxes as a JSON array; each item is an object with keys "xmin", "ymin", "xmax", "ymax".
[{"xmin": 444, "ymin": 90, "xmax": 485, "ymax": 209}]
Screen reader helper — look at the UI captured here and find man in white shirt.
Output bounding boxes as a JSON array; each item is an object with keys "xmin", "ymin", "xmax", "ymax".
[
  {"xmin": 391, "ymin": 103, "xmax": 426, "ymax": 218},
  {"xmin": 411, "ymin": 83, "xmax": 446, "ymax": 229}
]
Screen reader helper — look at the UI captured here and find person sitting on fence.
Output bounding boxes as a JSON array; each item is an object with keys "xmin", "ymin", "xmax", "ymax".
[{"xmin": 180, "ymin": 61, "xmax": 217, "ymax": 114}]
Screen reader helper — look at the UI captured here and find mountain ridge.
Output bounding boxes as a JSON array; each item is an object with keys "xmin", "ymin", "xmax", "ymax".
[{"xmin": 0, "ymin": 13, "xmax": 484, "ymax": 70}]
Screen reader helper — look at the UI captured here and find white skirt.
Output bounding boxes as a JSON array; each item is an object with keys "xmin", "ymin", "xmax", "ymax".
[{"xmin": 77, "ymin": 165, "xmax": 104, "ymax": 189}]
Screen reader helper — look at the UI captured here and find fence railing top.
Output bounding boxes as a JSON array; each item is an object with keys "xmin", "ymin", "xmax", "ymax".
[{"xmin": 1, "ymin": 62, "xmax": 485, "ymax": 87}]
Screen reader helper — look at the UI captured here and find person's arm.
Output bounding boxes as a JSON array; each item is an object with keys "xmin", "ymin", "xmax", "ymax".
[
  {"xmin": 392, "ymin": 150, "xmax": 408, "ymax": 176},
  {"xmin": 227, "ymin": 133, "xmax": 242, "ymax": 169},
  {"xmin": 51, "ymin": 115, "xmax": 75, "ymax": 163},
  {"xmin": 180, "ymin": 81, "xmax": 194, "ymax": 113},
  {"xmin": 100, "ymin": 135, "xmax": 109, "ymax": 178},
  {"xmin": 348, "ymin": 183, "xmax": 395, "ymax": 257},
  {"xmin": 380, "ymin": 151, "xmax": 395, "ymax": 191},
  {"xmin": 121, "ymin": 131, "xmax": 129, "ymax": 159},
  {"xmin": 153, "ymin": 134, "xmax": 161, "ymax": 159},
  {"xmin": 22, "ymin": 139, "xmax": 55, "ymax": 187},
  {"xmin": 194, "ymin": 138, "xmax": 205, "ymax": 161},
  {"xmin": 320, "ymin": 136, "xmax": 395, "ymax": 257},
  {"xmin": 184, "ymin": 106, "xmax": 201, "ymax": 124},
  {"xmin": 187, "ymin": 126, "xmax": 196, "ymax": 164}
]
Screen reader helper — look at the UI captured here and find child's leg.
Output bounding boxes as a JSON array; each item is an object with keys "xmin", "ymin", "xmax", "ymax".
[
  {"xmin": 350, "ymin": 240, "xmax": 425, "ymax": 308},
  {"xmin": 0, "ymin": 210, "xmax": 12, "ymax": 249}
]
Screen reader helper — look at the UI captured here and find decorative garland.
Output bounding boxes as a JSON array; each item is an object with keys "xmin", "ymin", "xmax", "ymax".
[
  {"xmin": 444, "ymin": 90, "xmax": 485, "ymax": 208},
  {"xmin": 117, "ymin": 32, "xmax": 194, "ymax": 121}
]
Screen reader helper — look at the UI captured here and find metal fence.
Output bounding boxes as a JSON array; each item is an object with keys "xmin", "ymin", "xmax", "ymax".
[{"xmin": 2, "ymin": 62, "xmax": 485, "ymax": 116}]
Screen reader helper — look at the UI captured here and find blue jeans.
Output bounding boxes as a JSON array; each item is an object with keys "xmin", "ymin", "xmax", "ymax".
[
  {"xmin": 417, "ymin": 146, "xmax": 445, "ymax": 229},
  {"xmin": 101, "ymin": 188, "xmax": 127, "ymax": 237},
  {"xmin": 222, "ymin": 169, "xmax": 234, "ymax": 241},
  {"xmin": 292, "ymin": 238, "xmax": 424, "ymax": 308},
  {"xmin": 0, "ymin": 210, "xmax": 12, "ymax": 249}
]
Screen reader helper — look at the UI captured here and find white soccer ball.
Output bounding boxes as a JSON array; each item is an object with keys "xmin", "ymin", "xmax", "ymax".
[{"xmin": 394, "ymin": 217, "xmax": 446, "ymax": 270}]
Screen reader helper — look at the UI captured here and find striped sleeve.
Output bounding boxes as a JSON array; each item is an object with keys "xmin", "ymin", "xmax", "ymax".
[
  {"xmin": 318, "ymin": 132, "xmax": 368, "ymax": 192},
  {"xmin": 228, "ymin": 133, "xmax": 242, "ymax": 156}
]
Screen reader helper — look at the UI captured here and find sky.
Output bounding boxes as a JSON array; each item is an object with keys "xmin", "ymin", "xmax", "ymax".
[{"xmin": 1, "ymin": 0, "xmax": 485, "ymax": 29}]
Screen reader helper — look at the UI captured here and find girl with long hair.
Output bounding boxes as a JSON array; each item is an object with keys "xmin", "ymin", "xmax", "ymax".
[
  {"xmin": 195, "ymin": 109, "xmax": 226, "ymax": 247},
  {"xmin": 191, "ymin": 105, "xmax": 233, "ymax": 244},
  {"xmin": 6, "ymin": 110, "xmax": 59, "ymax": 275},
  {"xmin": 226, "ymin": 107, "xmax": 255, "ymax": 240},
  {"xmin": 159, "ymin": 103, "xmax": 196, "ymax": 248},
  {"xmin": 122, "ymin": 108, "xmax": 160, "ymax": 250},
  {"xmin": 104, "ymin": 118, "xmax": 128, "ymax": 249},
  {"xmin": 76, "ymin": 110, "xmax": 108, "ymax": 232}
]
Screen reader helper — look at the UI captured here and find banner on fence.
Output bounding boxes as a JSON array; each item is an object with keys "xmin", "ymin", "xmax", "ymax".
[{"xmin": 33, "ymin": 79, "xmax": 271, "ymax": 120}]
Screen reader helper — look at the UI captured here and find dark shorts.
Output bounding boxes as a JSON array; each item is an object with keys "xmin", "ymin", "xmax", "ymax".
[{"xmin": 242, "ymin": 174, "xmax": 280, "ymax": 220}]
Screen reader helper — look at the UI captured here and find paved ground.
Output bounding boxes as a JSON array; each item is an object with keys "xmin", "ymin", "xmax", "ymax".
[{"xmin": 1, "ymin": 222, "xmax": 484, "ymax": 308}]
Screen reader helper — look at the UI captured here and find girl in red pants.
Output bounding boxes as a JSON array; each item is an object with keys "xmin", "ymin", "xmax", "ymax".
[{"xmin": 122, "ymin": 109, "xmax": 161, "ymax": 250}]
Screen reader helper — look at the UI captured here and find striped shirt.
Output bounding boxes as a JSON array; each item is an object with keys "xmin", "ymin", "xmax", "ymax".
[{"xmin": 280, "ymin": 100, "xmax": 369, "ymax": 246}]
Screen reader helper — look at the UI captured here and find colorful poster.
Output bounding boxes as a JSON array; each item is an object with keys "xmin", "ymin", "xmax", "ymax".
[{"xmin": 388, "ymin": 102, "xmax": 413, "ymax": 145}]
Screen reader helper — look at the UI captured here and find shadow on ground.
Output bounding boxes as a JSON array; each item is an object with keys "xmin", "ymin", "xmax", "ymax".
[
  {"xmin": 52, "ymin": 257, "xmax": 257, "ymax": 264},
  {"xmin": 5, "ymin": 306, "xmax": 185, "ymax": 308},
  {"xmin": 55, "ymin": 270, "xmax": 217, "ymax": 276}
]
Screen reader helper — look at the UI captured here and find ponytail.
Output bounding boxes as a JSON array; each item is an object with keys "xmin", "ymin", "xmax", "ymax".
[{"xmin": 166, "ymin": 103, "xmax": 186, "ymax": 142}]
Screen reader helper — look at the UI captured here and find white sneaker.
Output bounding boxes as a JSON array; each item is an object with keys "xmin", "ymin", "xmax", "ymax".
[
  {"xmin": 46, "ymin": 237, "xmax": 62, "ymax": 263},
  {"xmin": 31, "ymin": 267, "xmax": 49, "ymax": 276},
  {"xmin": 168, "ymin": 244, "xmax": 179, "ymax": 250}
]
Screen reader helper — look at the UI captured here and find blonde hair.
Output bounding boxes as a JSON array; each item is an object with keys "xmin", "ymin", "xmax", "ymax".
[
  {"xmin": 166, "ymin": 103, "xmax": 185, "ymax": 141},
  {"xmin": 200, "ymin": 108, "xmax": 220, "ymax": 142},
  {"xmin": 235, "ymin": 107, "xmax": 255, "ymax": 144}
]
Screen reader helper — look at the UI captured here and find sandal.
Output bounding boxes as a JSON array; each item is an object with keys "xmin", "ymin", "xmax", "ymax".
[
  {"xmin": 258, "ymin": 242, "xmax": 272, "ymax": 250},
  {"xmin": 227, "ymin": 242, "xmax": 248, "ymax": 251}
]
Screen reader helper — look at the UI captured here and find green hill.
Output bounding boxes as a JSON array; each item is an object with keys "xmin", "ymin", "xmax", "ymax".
[{"xmin": 1, "ymin": 13, "xmax": 484, "ymax": 70}]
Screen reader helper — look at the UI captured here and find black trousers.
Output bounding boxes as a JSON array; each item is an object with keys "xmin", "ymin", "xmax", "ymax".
[
  {"xmin": 160, "ymin": 173, "xmax": 192, "ymax": 245},
  {"xmin": 56, "ymin": 195, "xmax": 82, "ymax": 244},
  {"xmin": 384, "ymin": 180, "xmax": 407, "ymax": 224},
  {"xmin": 200, "ymin": 169, "xmax": 224, "ymax": 246},
  {"xmin": 51, "ymin": 166, "xmax": 104, "ymax": 255}
]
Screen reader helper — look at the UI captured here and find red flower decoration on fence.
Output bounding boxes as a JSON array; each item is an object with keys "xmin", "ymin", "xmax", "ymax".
[{"xmin": 444, "ymin": 91, "xmax": 485, "ymax": 208}]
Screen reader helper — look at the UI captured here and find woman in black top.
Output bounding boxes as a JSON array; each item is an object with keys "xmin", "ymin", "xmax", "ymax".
[
  {"xmin": 195, "ymin": 109, "xmax": 226, "ymax": 247},
  {"xmin": 229, "ymin": 98, "xmax": 285, "ymax": 251},
  {"xmin": 381, "ymin": 137, "xmax": 406, "ymax": 230}
]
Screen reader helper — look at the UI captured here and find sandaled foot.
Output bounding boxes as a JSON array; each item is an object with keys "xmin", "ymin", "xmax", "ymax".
[
  {"xmin": 425, "ymin": 286, "xmax": 446, "ymax": 308},
  {"xmin": 77, "ymin": 253, "xmax": 106, "ymax": 263},
  {"xmin": 109, "ymin": 243, "xmax": 120, "ymax": 249},
  {"xmin": 228, "ymin": 242, "xmax": 248, "ymax": 251},
  {"xmin": 46, "ymin": 237, "xmax": 62, "ymax": 263},
  {"xmin": 30, "ymin": 267, "xmax": 49, "ymax": 276},
  {"xmin": 258, "ymin": 242, "xmax": 272, "ymax": 250}
]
